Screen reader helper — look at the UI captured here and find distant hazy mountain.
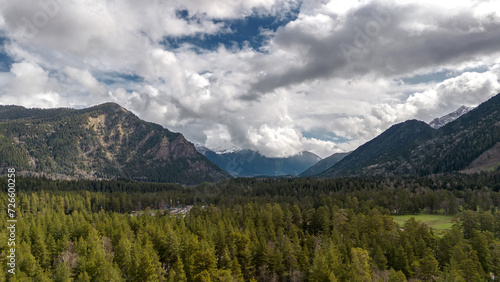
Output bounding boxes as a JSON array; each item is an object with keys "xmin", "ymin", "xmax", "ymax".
[
  {"xmin": 0, "ymin": 103, "xmax": 229, "ymax": 184},
  {"xmin": 299, "ymin": 152, "xmax": 350, "ymax": 177},
  {"xmin": 319, "ymin": 93, "xmax": 500, "ymax": 177},
  {"xmin": 196, "ymin": 146, "xmax": 321, "ymax": 177},
  {"xmin": 429, "ymin": 105, "xmax": 474, "ymax": 129}
]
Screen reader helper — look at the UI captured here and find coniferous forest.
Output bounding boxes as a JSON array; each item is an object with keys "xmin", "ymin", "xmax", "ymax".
[{"xmin": 1, "ymin": 174, "xmax": 500, "ymax": 281}]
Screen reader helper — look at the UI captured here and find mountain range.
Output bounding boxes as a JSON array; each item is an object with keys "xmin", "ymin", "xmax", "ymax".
[
  {"xmin": 0, "ymin": 103, "xmax": 229, "ymax": 184},
  {"xmin": 0, "ymin": 93, "xmax": 498, "ymax": 184},
  {"xmin": 318, "ymin": 93, "xmax": 500, "ymax": 177},
  {"xmin": 196, "ymin": 145, "xmax": 321, "ymax": 177}
]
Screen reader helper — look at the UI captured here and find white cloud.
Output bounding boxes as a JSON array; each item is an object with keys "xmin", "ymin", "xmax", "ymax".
[
  {"xmin": 356, "ymin": 70, "xmax": 500, "ymax": 139},
  {"xmin": 0, "ymin": 61, "xmax": 68, "ymax": 108},
  {"xmin": 399, "ymin": 71, "xmax": 500, "ymax": 122},
  {"xmin": 64, "ymin": 67, "xmax": 109, "ymax": 102},
  {"xmin": 204, "ymin": 124, "xmax": 234, "ymax": 150},
  {"xmin": 247, "ymin": 124, "xmax": 303, "ymax": 158},
  {"xmin": 301, "ymin": 137, "xmax": 345, "ymax": 158},
  {"xmin": 0, "ymin": 0, "xmax": 499, "ymax": 159},
  {"xmin": 174, "ymin": 0, "xmax": 299, "ymax": 19}
]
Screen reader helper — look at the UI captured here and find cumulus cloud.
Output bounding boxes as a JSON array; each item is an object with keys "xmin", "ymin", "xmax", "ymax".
[
  {"xmin": 0, "ymin": 0, "xmax": 499, "ymax": 158},
  {"xmin": 64, "ymin": 67, "xmax": 110, "ymax": 102},
  {"xmin": 250, "ymin": 0, "xmax": 500, "ymax": 94},
  {"xmin": 247, "ymin": 124, "xmax": 302, "ymax": 157},
  {"xmin": 174, "ymin": 0, "xmax": 300, "ymax": 19},
  {"xmin": 361, "ymin": 70, "xmax": 500, "ymax": 137},
  {"xmin": 0, "ymin": 60, "xmax": 67, "ymax": 108},
  {"xmin": 403, "ymin": 71, "xmax": 500, "ymax": 119}
]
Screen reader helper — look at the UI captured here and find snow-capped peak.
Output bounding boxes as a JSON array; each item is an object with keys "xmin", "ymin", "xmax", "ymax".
[
  {"xmin": 193, "ymin": 142, "xmax": 210, "ymax": 154},
  {"xmin": 194, "ymin": 142, "xmax": 242, "ymax": 155},
  {"xmin": 429, "ymin": 106, "xmax": 474, "ymax": 129},
  {"xmin": 209, "ymin": 145, "xmax": 243, "ymax": 154}
]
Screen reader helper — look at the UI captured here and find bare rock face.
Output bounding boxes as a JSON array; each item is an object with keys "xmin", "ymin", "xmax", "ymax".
[
  {"xmin": 0, "ymin": 102, "xmax": 229, "ymax": 184},
  {"xmin": 169, "ymin": 135, "xmax": 199, "ymax": 159}
]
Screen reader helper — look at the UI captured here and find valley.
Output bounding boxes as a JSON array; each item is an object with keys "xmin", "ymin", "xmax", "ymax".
[{"xmin": 1, "ymin": 1, "xmax": 500, "ymax": 280}]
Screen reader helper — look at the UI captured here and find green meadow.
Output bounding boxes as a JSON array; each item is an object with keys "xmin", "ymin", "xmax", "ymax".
[{"xmin": 391, "ymin": 214, "xmax": 457, "ymax": 237}]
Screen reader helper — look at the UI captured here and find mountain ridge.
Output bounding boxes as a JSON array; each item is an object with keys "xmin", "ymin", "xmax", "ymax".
[
  {"xmin": 299, "ymin": 152, "xmax": 350, "ymax": 177},
  {"xmin": 319, "ymin": 93, "xmax": 500, "ymax": 177},
  {"xmin": 0, "ymin": 103, "xmax": 229, "ymax": 184}
]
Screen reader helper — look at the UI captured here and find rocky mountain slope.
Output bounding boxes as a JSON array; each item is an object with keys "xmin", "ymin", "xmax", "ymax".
[{"xmin": 0, "ymin": 103, "xmax": 229, "ymax": 184}]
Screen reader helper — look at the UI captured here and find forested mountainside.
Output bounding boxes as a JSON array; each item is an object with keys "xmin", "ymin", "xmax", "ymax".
[
  {"xmin": 0, "ymin": 103, "xmax": 229, "ymax": 184},
  {"xmin": 299, "ymin": 152, "xmax": 350, "ymax": 177},
  {"xmin": 320, "ymin": 93, "xmax": 500, "ymax": 178}
]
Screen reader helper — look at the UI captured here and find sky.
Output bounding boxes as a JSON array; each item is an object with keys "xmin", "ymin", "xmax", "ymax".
[{"xmin": 1, "ymin": 0, "xmax": 500, "ymax": 158}]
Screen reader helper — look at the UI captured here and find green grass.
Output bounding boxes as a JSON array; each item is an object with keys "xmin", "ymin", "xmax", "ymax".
[{"xmin": 391, "ymin": 214, "xmax": 456, "ymax": 237}]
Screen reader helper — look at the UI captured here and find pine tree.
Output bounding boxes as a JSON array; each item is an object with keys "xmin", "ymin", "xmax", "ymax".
[
  {"xmin": 215, "ymin": 269, "xmax": 234, "ymax": 282},
  {"xmin": 349, "ymin": 248, "xmax": 372, "ymax": 281},
  {"xmin": 53, "ymin": 262, "xmax": 72, "ymax": 282},
  {"xmin": 460, "ymin": 210, "xmax": 479, "ymax": 239},
  {"xmin": 387, "ymin": 269, "xmax": 406, "ymax": 282},
  {"xmin": 75, "ymin": 228, "xmax": 122, "ymax": 281},
  {"xmin": 31, "ymin": 223, "xmax": 50, "ymax": 268},
  {"xmin": 168, "ymin": 257, "xmax": 187, "ymax": 282},
  {"xmin": 114, "ymin": 237, "xmax": 133, "ymax": 278},
  {"xmin": 193, "ymin": 270, "xmax": 212, "ymax": 282},
  {"xmin": 18, "ymin": 242, "xmax": 39, "ymax": 277},
  {"xmin": 134, "ymin": 238, "xmax": 163, "ymax": 281},
  {"xmin": 76, "ymin": 271, "xmax": 91, "ymax": 282},
  {"xmin": 441, "ymin": 266, "xmax": 466, "ymax": 282},
  {"xmin": 373, "ymin": 245, "xmax": 388, "ymax": 270},
  {"xmin": 450, "ymin": 243, "xmax": 486, "ymax": 281},
  {"xmin": 309, "ymin": 246, "xmax": 340, "ymax": 282},
  {"xmin": 393, "ymin": 245, "xmax": 410, "ymax": 277},
  {"xmin": 413, "ymin": 251, "xmax": 439, "ymax": 281},
  {"xmin": 470, "ymin": 230, "xmax": 492, "ymax": 274}
]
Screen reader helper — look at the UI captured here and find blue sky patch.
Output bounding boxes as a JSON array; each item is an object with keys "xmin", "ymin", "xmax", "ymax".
[
  {"xmin": 0, "ymin": 37, "xmax": 14, "ymax": 72},
  {"xmin": 401, "ymin": 66, "xmax": 490, "ymax": 85},
  {"xmin": 162, "ymin": 8, "xmax": 300, "ymax": 52},
  {"xmin": 401, "ymin": 70, "xmax": 451, "ymax": 85},
  {"xmin": 303, "ymin": 130, "xmax": 350, "ymax": 143},
  {"xmin": 96, "ymin": 71, "xmax": 145, "ymax": 91}
]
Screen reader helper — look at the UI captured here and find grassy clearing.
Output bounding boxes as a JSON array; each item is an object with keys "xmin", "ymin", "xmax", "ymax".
[{"xmin": 391, "ymin": 214, "xmax": 457, "ymax": 237}]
